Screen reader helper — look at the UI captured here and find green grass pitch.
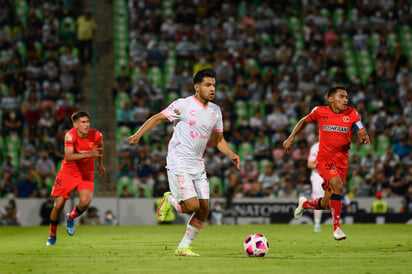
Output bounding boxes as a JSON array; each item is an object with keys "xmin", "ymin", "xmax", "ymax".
[{"xmin": 0, "ymin": 224, "xmax": 411, "ymax": 273}]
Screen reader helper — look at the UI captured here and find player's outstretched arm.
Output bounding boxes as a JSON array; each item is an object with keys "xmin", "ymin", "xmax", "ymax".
[
  {"xmin": 283, "ymin": 116, "xmax": 309, "ymax": 153},
  {"xmin": 356, "ymin": 128, "xmax": 370, "ymax": 144},
  {"xmin": 212, "ymin": 131, "xmax": 240, "ymax": 170},
  {"xmin": 128, "ymin": 113, "xmax": 168, "ymax": 146}
]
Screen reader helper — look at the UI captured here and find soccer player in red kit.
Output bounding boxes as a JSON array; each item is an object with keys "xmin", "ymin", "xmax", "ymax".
[
  {"xmin": 283, "ymin": 87, "xmax": 370, "ymax": 240},
  {"xmin": 46, "ymin": 111, "xmax": 106, "ymax": 246}
]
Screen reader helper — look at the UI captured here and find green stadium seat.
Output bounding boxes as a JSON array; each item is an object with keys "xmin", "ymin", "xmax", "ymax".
[
  {"xmin": 238, "ymin": 142, "xmax": 254, "ymax": 160},
  {"xmin": 386, "ymin": 32, "xmax": 398, "ymax": 53},
  {"xmin": 248, "ymin": 101, "xmax": 266, "ymax": 118},
  {"xmin": 332, "ymin": 8, "xmax": 344, "ymax": 28},
  {"xmin": 117, "ymin": 176, "xmax": 134, "ymax": 196},
  {"xmin": 46, "ymin": 177, "xmax": 54, "ymax": 190},
  {"xmin": 369, "ymin": 33, "xmax": 381, "ymax": 54},
  {"xmin": 348, "ymin": 8, "xmax": 358, "ymax": 21},
  {"xmin": 227, "ymin": 142, "xmax": 238, "ymax": 154},
  {"xmin": 115, "ymin": 92, "xmax": 131, "ymax": 110},
  {"xmin": 320, "ymin": 8, "xmax": 330, "ymax": 19},
  {"xmin": 376, "ymin": 134, "xmax": 391, "ymax": 157},
  {"xmin": 209, "ymin": 176, "xmax": 223, "ymax": 195},
  {"xmin": 16, "ymin": 41, "xmax": 26, "ymax": 61},
  {"xmin": 234, "ymin": 100, "xmax": 248, "ymax": 119},
  {"xmin": 288, "ymin": 17, "xmax": 301, "ymax": 31},
  {"xmin": 166, "ymin": 91, "xmax": 179, "ymax": 105},
  {"xmin": 116, "ymin": 126, "xmax": 131, "ymax": 144},
  {"xmin": 148, "ymin": 66, "xmax": 163, "ymax": 88},
  {"xmin": 258, "ymin": 159, "xmax": 272, "ymax": 174},
  {"xmin": 135, "ymin": 184, "xmax": 153, "ymax": 198}
]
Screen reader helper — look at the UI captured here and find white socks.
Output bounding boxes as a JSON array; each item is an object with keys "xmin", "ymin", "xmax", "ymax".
[
  {"xmin": 314, "ymin": 209, "xmax": 322, "ymax": 227},
  {"xmin": 178, "ymin": 223, "xmax": 201, "ymax": 249}
]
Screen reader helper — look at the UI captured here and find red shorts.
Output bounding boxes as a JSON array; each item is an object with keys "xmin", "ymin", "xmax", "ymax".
[
  {"xmin": 316, "ymin": 160, "xmax": 347, "ymax": 193},
  {"xmin": 51, "ymin": 173, "xmax": 94, "ymax": 199}
]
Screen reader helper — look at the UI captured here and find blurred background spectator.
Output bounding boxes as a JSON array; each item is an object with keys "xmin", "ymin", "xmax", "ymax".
[{"xmin": 1, "ymin": 199, "xmax": 20, "ymax": 226}]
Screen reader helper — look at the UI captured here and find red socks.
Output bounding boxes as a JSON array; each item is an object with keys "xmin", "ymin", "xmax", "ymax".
[
  {"xmin": 68, "ymin": 206, "xmax": 83, "ymax": 220},
  {"xmin": 49, "ymin": 220, "xmax": 59, "ymax": 238},
  {"xmin": 329, "ymin": 194, "xmax": 342, "ymax": 231}
]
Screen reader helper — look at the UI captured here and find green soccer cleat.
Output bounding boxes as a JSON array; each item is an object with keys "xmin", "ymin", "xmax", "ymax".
[
  {"xmin": 175, "ymin": 247, "xmax": 200, "ymax": 257},
  {"xmin": 157, "ymin": 192, "xmax": 172, "ymax": 222}
]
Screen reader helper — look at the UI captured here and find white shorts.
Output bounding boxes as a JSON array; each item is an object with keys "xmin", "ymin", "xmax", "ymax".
[
  {"xmin": 166, "ymin": 169, "xmax": 210, "ymax": 202},
  {"xmin": 311, "ymin": 172, "xmax": 324, "ymax": 199}
]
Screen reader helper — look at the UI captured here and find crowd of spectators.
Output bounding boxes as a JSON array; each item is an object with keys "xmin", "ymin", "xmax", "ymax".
[
  {"xmin": 0, "ymin": 0, "xmax": 81, "ymax": 199},
  {"xmin": 0, "ymin": 1, "xmax": 411, "ymax": 213},
  {"xmin": 113, "ymin": 0, "xmax": 412, "ymax": 210}
]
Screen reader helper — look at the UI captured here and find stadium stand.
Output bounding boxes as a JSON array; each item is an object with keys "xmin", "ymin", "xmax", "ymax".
[
  {"xmin": 112, "ymin": 0, "xmax": 411, "ymax": 200},
  {"xmin": 1, "ymin": 1, "xmax": 410, "ymax": 202}
]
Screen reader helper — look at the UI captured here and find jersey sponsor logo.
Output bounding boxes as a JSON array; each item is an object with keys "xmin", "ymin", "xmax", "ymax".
[
  {"xmin": 189, "ymin": 120, "xmax": 196, "ymax": 126},
  {"xmin": 65, "ymin": 133, "xmax": 73, "ymax": 141},
  {"xmin": 189, "ymin": 110, "xmax": 196, "ymax": 116},
  {"xmin": 322, "ymin": 125, "xmax": 349, "ymax": 133},
  {"xmin": 343, "ymin": 116, "xmax": 350, "ymax": 123}
]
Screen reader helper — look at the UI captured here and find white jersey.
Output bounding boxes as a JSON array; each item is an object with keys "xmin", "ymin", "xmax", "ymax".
[
  {"xmin": 161, "ymin": 96, "xmax": 223, "ymax": 173},
  {"xmin": 308, "ymin": 142, "xmax": 324, "ymax": 198}
]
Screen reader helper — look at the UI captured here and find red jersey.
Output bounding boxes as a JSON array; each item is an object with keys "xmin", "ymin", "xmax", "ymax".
[
  {"xmin": 59, "ymin": 127, "xmax": 103, "ymax": 181},
  {"xmin": 306, "ymin": 106, "xmax": 364, "ymax": 168}
]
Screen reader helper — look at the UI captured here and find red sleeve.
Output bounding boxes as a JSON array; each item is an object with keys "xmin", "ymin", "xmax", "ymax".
[
  {"xmin": 96, "ymin": 130, "xmax": 103, "ymax": 146},
  {"xmin": 64, "ymin": 129, "xmax": 76, "ymax": 147},
  {"xmin": 306, "ymin": 107, "xmax": 319, "ymax": 123},
  {"xmin": 352, "ymin": 108, "xmax": 361, "ymax": 123}
]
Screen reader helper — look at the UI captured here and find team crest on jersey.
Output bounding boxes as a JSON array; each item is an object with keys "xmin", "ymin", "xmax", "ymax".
[
  {"xmin": 343, "ymin": 116, "xmax": 350, "ymax": 123},
  {"xmin": 210, "ymin": 112, "xmax": 216, "ymax": 121},
  {"xmin": 89, "ymin": 142, "xmax": 95, "ymax": 148},
  {"xmin": 65, "ymin": 133, "xmax": 73, "ymax": 141},
  {"xmin": 174, "ymin": 109, "xmax": 181, "ymax": 115}
]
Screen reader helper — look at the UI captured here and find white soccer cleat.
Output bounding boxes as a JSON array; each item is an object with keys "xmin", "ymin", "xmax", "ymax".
[
  {"xmin": 294, "ymin": 196, "xmax": 307, "ymax": 219},
  {"xmin": 333, "ymin": 227, "xmax": 346, "ymax": 240}
]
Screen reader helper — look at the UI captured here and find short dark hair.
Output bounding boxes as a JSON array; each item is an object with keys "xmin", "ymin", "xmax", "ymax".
[
  {"xmin": 192, "ymin": 68, "xmax": 216, "ymax": 85},
  {"xmin": 327, "ymin": 86, "xmax": 347, "ymax": 98},
  {"xmin": 71, "ymin": 111, "xmax": 90, "ymax": 123}
]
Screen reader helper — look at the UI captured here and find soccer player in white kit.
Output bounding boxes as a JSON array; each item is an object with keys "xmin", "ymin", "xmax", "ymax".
[
  {"xmin": 128, "ymin": 69, "xmax": 240, "ymax": 256},
  {"xmin": 307, "ymin": 141, "xmax": 324, "ymax": 232}
]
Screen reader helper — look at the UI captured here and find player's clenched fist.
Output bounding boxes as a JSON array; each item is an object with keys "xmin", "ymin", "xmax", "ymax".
[{"xmin": 128, "ymin": 134, "xmax": 140, "ymax": 146}]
